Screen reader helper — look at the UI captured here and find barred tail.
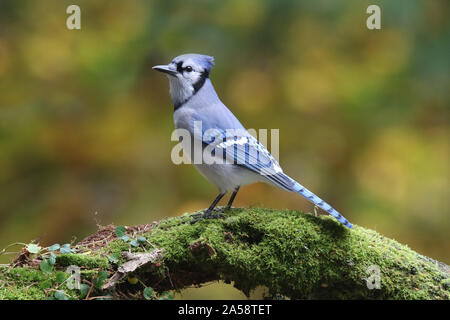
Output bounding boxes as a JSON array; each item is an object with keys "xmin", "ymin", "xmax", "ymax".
[{"xmin": 292, "ymin": 180, "xmax": 353, "ymax": 229}]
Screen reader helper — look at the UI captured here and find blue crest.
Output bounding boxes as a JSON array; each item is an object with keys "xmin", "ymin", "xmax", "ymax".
[{"xmin": 172, "ymin": 54, "xmax": 215, "ymax": 71}]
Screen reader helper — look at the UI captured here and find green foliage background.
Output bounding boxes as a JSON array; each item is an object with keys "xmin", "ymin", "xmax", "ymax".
[{"xmin": 0, "ymin": 0, "xmax": 448, "ymax": 298}]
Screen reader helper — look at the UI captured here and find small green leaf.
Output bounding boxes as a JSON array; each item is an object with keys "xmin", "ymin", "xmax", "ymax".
[
  {"xmin": 114, "ymin": 226, "xmax": 126, "ymax": 237},
  {"xmin": 137, "ymin": 236, "xmax": 146, "ymax": 243},
  {"xmin": 79, "ymin": 284, "xmax": 90, "ymax": 299},
  {"xmin": 120, "ymin": 235, "xmax": 130, "ymax": 242},
  {"xmin": 60, "ymin": 244, "xmax": 72, "ymax": 254},
  {"xmin": 107, "ymin": 253, "xmax": 120, "ymax": 264},
  {"xmin": 93, "ymin": 278, "xmax": 103, "ymax": 289},
  {"xmin": 143, "ymin": 287, "xmax": 154, "ymax": 300},
  {"xmin": 40, "ymin": 259, "xmax": 53, "ymax": 274},
  {"xmin": 48, "ymin": 244, "xmax": 60, "ymax": 251},
  {"xmin": 48, "ymin": 255, "xmax": 56, "ymax": 265},
  {"xmin": 98, "ymin": 270, "xmax": 109, "ymax": 281},
  {"xmin": 40, "ymin": 279, "xmax": 52, "ymax": 289},
  {"xmin": 130, "ymin": 239, "xmax": 139, "ymax": 247},
  {"xmin": 55, "ymin": 272, "xmax": 66, "ymax": 283},
  {"xmin": 54, "ymin": 290, "xmax": 68, "ymax": 300},
  {"xmin": 94, "ymin": 270, "xmax": 109, "ymax": 288},
  {"xmin": 159, "ymin": 291, "xmax": 174, "ymax": 300},
  {"xmin": 26, "ymin": 244, "xmax": 41, "ymax": 254},
  {"xmin": 128, "ymin": 276, "xmax": 138, "ymax": 285}
]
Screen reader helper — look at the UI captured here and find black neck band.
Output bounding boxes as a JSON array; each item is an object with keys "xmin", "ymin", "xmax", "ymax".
[{"xmin": 193, "ymin": 70, "xmax": 209, "ymax": 93}]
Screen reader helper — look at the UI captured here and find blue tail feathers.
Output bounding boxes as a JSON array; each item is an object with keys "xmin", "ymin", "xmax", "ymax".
[{"xmin": 292, "ymin": 181, "xmax": 353, "ymax": 229}]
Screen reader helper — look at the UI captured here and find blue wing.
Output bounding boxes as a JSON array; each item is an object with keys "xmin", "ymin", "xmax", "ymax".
[
  {"xmin": 201, "ymin": 128, "xmax": 353, "ymax": 228},
  {"xmin": 201, "ymin": 128, "xmax": 296, "ymax": 191},
  {"xmin": 190, "ymin": 110, "xmax": 353, "ymax": 228}
]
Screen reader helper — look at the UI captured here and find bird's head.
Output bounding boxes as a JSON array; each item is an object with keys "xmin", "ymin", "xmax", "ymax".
[{"xmin": 153, "ymin": 53, "xmax": 215, "ymax": 108}]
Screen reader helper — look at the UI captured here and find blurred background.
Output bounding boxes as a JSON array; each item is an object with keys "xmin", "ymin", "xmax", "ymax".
[{"xmin": 0, "ymin": 0, "xmax": 448, "ymax": 299}]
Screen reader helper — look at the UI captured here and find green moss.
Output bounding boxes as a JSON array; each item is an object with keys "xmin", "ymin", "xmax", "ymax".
[
  {"xmin": 56, "ymin": 253, "xmax": 109, "ymax": 269},
  {"xmin": 1, "ymin": 207, "xmax": 449, "ymax": 299},
  {"xmin": 0, "ymin": 250, "xmax": 110, "ymax": 299},
  {"xmin": 0, "ymin": 266, "xmax": 80, "ymax": 300},
  {"xmin": 138, "ymin": 208, "xmax": 450, "ymax": 299},
  {"xmin": 104, "ymin": 239, "xmax": 132, "ymax": 265}
]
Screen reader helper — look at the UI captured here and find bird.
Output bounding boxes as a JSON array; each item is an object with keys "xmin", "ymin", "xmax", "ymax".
[{"xmin": 153, "ymin": 53, "xmax": 353, "ymax": 228}]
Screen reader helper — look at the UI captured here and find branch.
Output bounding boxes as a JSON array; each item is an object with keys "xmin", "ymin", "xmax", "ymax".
[{"xmin": 1, "ymin": 207, "xmax": 449, "ymax": 300}]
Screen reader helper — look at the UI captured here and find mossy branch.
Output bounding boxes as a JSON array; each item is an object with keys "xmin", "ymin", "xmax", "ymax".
[{"xmin": 1, "ymin": 208, "xmax": 449, "ymax": 300}]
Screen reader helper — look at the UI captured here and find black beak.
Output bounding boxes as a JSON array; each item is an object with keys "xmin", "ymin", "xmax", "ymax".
[{"xmin": 152, "ymin": 65, "xmax": 177, "ymax": 76}]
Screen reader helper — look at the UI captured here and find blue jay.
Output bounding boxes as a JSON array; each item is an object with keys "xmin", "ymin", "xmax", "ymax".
[{"xmin": 153, "ymin": 54, "xmax": 353, "ymax": 228}]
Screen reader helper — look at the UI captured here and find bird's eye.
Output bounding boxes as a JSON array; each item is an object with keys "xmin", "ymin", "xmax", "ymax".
[{"xmin": 185, "ymin": 66, "xmax": 193, "ymax": 72}]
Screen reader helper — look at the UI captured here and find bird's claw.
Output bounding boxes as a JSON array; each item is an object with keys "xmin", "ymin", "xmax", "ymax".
[{"xmin": 190, "ymin": 210, "xmax": 225, "ymax": 224}]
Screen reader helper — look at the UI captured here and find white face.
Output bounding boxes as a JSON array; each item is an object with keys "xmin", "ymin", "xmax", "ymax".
[{"xmin": 166, "ymin": 58, "xmax": 206, "ymax": 107}]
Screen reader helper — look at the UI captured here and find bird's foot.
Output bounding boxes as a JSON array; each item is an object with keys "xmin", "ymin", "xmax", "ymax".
[
  {"xmin": 190, "ymin": 209, "xmax": 225, "ymax": 224},
  {"xmin": 213, "ymin": 206, "xmax": 226, "ymax": 213}
]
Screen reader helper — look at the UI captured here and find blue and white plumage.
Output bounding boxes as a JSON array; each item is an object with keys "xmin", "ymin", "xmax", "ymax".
[{"xmin": 153, "ymin": 53, "xmax": 353, "ymax": 228}]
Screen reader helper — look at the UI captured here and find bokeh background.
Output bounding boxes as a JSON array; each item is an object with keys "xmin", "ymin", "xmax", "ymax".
[{"xmin": 0, "ymin": 0, "xmax": 448, "ymax": 299}]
